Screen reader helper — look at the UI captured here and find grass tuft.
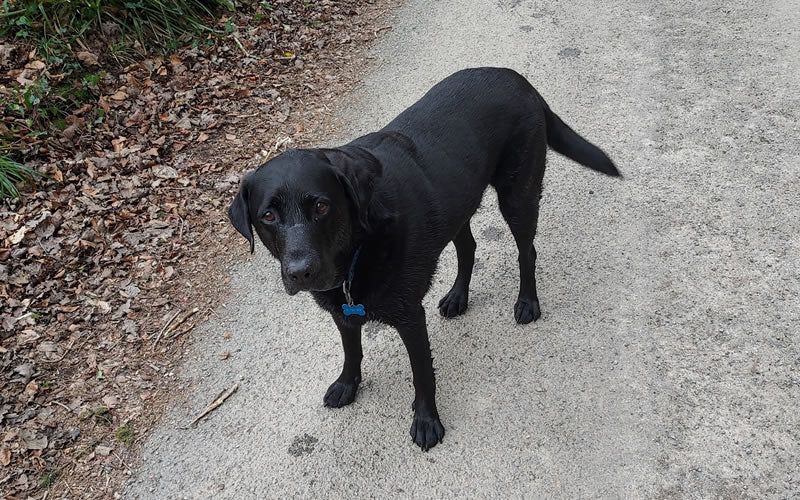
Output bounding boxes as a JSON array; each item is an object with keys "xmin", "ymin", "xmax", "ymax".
[
  {"xmin": 39, "ymin": 469, "xmax": 59, "ymax": 488},
  {"xmin": 1, "ymin": 0, "xmax": 234, "ymax": 58},
  {"xmin": 115, "ymin": 423, "xmax": 135, "ymax": 446},
  {"xmin": 0, "ymin": 155, "xmax": 43, "ymax": 200}
]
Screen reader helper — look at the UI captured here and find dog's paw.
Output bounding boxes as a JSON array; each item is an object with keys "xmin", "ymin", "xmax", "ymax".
[
  {"xmin": 438, "ymin": 288, "xmax": 469, "ymax": 318},
  {"xmin": 409, "ymin": 411, "xmax": 445, "ymax": 451},
  {"xmin": 323, "ymin": 376, "xmax": 361, "ymax": 408},
  {"xmin": 514, "ymin": 297, "xmax": 541, "ymax": 324}
]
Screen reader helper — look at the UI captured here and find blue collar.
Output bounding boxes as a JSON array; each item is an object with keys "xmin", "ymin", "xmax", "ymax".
[
  {"xmin": 341, "ymin": 246, "xmax": 366, "ymax": 316},
  {"xmin": 347, "ymin": 246, "xmax": 362, "ymax": 283}
]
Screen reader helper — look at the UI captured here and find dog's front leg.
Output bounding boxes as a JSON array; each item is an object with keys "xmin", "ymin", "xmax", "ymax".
[
  {"xmin": 397, "ymin": 305, "xmax": 445, "ymax": 451},
  {"xmin": 323, "ymin": 317, "xmax": 362, "ymax": 408}
]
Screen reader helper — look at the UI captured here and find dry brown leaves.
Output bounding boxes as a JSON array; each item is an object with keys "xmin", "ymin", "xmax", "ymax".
[{"xmin": 0, "ymin": 0, "xmax": 389, "ymax": 497}]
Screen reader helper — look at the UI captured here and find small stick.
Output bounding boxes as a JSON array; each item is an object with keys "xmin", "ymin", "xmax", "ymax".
[
  {"xmin": 153, "ymin": 310, "xmax": 180, "ymax": 347},
  {"xmin": 374, "ymin": 25, "xmax": 393, "ymax": 37},
  {"xmin": 51, "ymin": 400, "xmax": 71, "ymax": 412},
  {"xmin": 167, "ymin": 323, "xmax": 196, "ymax": 340},
  {"xmin": 182, "ymin": 383, "xmax": 239, "ymax": 429},
  {"xmin": 114, "ymin": 451, "xmax": 132, "ymax": 471},
  {"xmin": 165, "ymin": 307, "xmax": 199, "ymax": 336},
  {"xmin": 232, "ymin": 34, "xmax": 250, "ymax": 58}
]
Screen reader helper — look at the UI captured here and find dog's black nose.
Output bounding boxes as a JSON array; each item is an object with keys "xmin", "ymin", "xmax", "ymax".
[{"xmin": 285, "ymin": 258, "xmax": 315, "ymax": 283}]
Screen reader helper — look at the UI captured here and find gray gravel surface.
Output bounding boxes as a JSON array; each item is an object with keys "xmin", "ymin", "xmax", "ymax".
[{"xmin": 126, "ymin": 0, "xmax": 799, "ymax": 497}]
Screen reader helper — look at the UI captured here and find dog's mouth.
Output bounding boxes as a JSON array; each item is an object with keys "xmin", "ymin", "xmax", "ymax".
[{"xmin": 281, "ymin": 273, "xmax": 339, "ymax": 296}]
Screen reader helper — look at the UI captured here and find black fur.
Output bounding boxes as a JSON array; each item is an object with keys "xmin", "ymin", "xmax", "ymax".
[{"xmin": 228, "ymin": 67, "xmax": 619, "ymax": 450}]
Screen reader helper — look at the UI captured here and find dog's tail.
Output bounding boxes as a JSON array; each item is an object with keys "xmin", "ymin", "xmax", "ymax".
[{"xmin": 540, "ymin": 96, "xmax": 621, "ymax": 177}]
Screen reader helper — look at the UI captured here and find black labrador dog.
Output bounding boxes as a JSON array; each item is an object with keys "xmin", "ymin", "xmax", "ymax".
[{"xmin": 229, "ymin": 67, "xmax": 619, "ymax": 450}]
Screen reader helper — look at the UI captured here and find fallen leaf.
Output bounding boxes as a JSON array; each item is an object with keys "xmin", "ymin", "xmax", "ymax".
[
  {"xmin": 14, "ymin": 472, "xmax": 28, "ymax": 489},
  {"xmin": 61, "ymin": 124, "xmax": 78, "ymax": 141},
  {"xmin": 14, "ymin": 364, "xmax": 33, "ymax": 380},
  {"xmin": 197, "ymin": 133, "xmax": 209, "ymax": 142},
  {"xmin": 0, "ymin": 447, "xmax": 10, "ymax": 466},
  {"xmin": 73, "ymin": 103, "xmax": 93, "ymax": 115},
  {"xmin": 19, "ymin": 430, "xmax": 47, "ymax": 450},
  {"xmin": 87, "ymin": 352, "xmax": 97, "ymax": 370},
  {"xmin": 95, "ymin": 445, "xmax": 113, "ymax": 456},
  {"xmin": 112, "ymin": 136, "xmax": 126, "ymax": 152},
  {"xmin": 10, "ymin": 226, "xmax": 27, "ymax": 245},
  {"xmin": 152, "ymin": 165, "xmax": 178, "ymax": 179},
  {"xmin": 77, "ymin": 51, "xmax": 99, "ymax": 67},
  {"xmin": 24, "ymin": 380, "xmax": 38, "ymax": 396},
  {"xmin": 95, "ymin": 300, "xmax": 112, "ymax": 314},
  {"xmin": 26, "ymin": 59, "xmax": 45, "ymax": 70},
  {"xmin": 110, "ymin": 90, "xmax": 128, "ymax": 101},
  {"xmin": 102, "ymin": 395, "xmax": 119, "ymax": 408}
]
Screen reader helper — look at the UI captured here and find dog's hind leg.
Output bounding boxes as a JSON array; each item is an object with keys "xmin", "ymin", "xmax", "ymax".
[
  {"xmin": 497, "ymin": 190, "xmax": 542, "ymax": 324},
  {"xmin": 438, "ymin": 222, "xmax": 476, "ymax": 318},
  {"xmin": 494, "ymin": 130, "xmax": 547, "ymax": 324}
]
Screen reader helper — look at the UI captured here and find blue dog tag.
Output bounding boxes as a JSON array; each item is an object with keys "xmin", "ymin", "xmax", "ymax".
[{"xmin": 342, "ymin": 303, "xmax": 366, "ymax": 316}]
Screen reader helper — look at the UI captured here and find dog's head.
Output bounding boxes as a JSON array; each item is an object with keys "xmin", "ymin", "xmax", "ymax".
[{"xmin": 228, "ymin": 147, "xmax": 382, "ymax": 295}]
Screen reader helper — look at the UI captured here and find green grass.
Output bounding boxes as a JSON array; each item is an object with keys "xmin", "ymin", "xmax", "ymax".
[
  {"xmin": 1, "ymin": 0, "xmax": 235, "ymax": 60},
  {"xmin": 39, "ymin": 469, "xmax": 58, "ymax": 488},
  {"xmin": 0, "ymin": 155, "xmax": 43, "ymax": 199},
  {"xmin": 115, "ymin": 423, "xmax": 135, "ymax": 445}
]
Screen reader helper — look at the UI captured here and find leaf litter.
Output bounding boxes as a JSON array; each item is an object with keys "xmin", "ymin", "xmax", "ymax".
[{"xmin": 0, "ymin": 0, "xmax": 392, "ymax": 497}]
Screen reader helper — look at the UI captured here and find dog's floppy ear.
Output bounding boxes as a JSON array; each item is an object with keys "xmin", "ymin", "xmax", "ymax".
[
  {"xmin": 322, "ymin": 146, "xmax": 382, "ymax": 230},
  {"xmin": 228, "ymin": 178, "xmax": 255, "ymax": 254}
]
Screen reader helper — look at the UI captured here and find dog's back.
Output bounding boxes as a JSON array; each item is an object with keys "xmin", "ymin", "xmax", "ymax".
[{"xmin": 351, "ymin": 67, "xmax": 618, "ymax": 248}]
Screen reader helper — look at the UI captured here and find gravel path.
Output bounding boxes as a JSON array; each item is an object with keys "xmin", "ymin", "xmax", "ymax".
[{"xmin": 126, "ymin": 0, "xmax": 799, "ymax": 497}]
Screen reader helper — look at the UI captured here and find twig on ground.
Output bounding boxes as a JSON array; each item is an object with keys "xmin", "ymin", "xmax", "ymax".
[
  {"xmin": 113, "ymin": 451, "xmax": 132, "ymax": 471},
  {"xmin": 153, "ymin": 310, "xmax": 181, "ymax": 347},
  {"xmin": 168, "ymin": 323, "xmax": 197, "ymax": 340},
  {"xmin": 374, "ymin": 25, "xmax": 393, "ymax": 37},
  {"xmin": 232, "ymin": 34, "xmax": 251, "ymax": 57},
  {"xmin": 51, "ymin": 401, "xmax": 71, "ymax": 412},
  {"xmin": 169, "ymin": 307, "xmax": 199, "ymax": 334},
  {"xmin": 182, "ymin": 383, "xmax": 239, "ymax": 429},
  {"xmin": 63, "ymin": 478, "xmax": 76, "ymax": 497}
]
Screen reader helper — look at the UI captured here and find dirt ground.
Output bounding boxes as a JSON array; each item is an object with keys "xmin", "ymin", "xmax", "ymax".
[{"xmin": 0, "ymin": 1, "xmax": 394, "ymax": 497}]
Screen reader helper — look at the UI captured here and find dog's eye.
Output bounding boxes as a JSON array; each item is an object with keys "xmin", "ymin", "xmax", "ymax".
[
  {"xmin": 263, "ymin": 210, "xmax": 276, "ymax": 223},
  {"xmin": 315, "ymin": 201, "xmax": 329, "ymax": 215}
]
